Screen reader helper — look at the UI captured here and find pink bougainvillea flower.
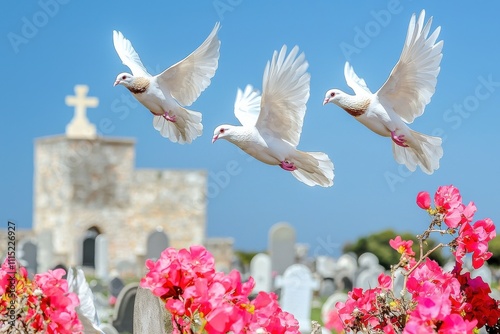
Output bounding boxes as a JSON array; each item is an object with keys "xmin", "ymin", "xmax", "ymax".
[
  {"xmin": 434, "ymin": 185, "xmax": 462, "ymax": 211},
  {"xmin": 454, "ymin": 218, "xmax": 496, "ymax": 269},
  {"xmin": 378, "ymin": 273, "xmax": 392, "ymax": 290},
  {"xmin": 460, "ymin": 201, "xmax": 477, "ymax": 224},
  {"xmin": 324, "ymin": 308, "xmax": 345, "ymax": 333},
  {"xmin": 437, "ymin": 314, "xmax": 477, "ymax": 334},
  {"xmin": 416, "ymin": 191, "xmax": 431, "ymax": 210},
  {"xmin": 389, "ymin": 236, "xmax": 415, "ymax": 256},
  {"xmin": 0, "ymin": 259, "xmax": 82, "ymax": 334}
]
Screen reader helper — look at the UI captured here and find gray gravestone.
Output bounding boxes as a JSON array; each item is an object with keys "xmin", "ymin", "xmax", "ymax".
[
  {"xmin": 319, "ymin": 278, "xmax": 336, "ymax": 297},
  {"xmin": 268, "ymin": 222, "xmax": 296, "ymax": 275},
  {"xmin": 37, "ymin": 230, "xmax": 54, "ymax": 273},
  {"xmin": 95, "ymin": 235, "xmax": 108, "ymax": 281},
  {"xmin": 112, "ymin": 283, "xmax": 138, "ymax": 333},
  {"xmin": 109, "ymin": 276, "xmax": 125, "ymax": 298},
  {"xmin": 19, "ymin": 240, "xmax": 38, "ymax": 276},
  {"xmin": 146, "ymin": 228, "xmax": 169, "ymax": 261},
  {"xmin": 133, "ymin": 287, "xmax": 173, "ymax": 334},
  {"xmin": 275, "ymin": 264, "xmax": 319, "ymax": 333},
  {"xmin": 250, "ymin": 253, "xmax": 272, "ymax": 293}
]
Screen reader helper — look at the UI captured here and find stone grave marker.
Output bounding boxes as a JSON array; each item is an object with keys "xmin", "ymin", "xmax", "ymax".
[
  {"xmin": 19, "ymin": 240, "xmax": 38, "ymax": 276},
  {"xmin": 146, "ymin": 228, "xmax": 169, "ymax": 261},
  {"xmin": 334, "ymin": 253, "xmax": 357, "ymax": 291},
  {"xmin": 109, "ymin": 276, "xmax": 125, "ymax": 298},
  {"xmin": 355, "ymin": 252, "xmax": 385, "ymax": 290},
  {"xmin": 321, "ymin": 292, "xmax": 348, "ymax": 326},
  {"xmin": 268, "ymin": 222, "xmax": 296, "ymax": 275},
  {"xmin": 250, "ymin": 253, "xmax": 272, "ymax": 293},
  {"xmin": 355, "ymin": 266, "xmax": 385, "ymax": 290},
  {"xmin": 316, "ymin": 256, "xmax": 336, "ymax": 279},
  {"xmin": 358, "ymin": 252, "xmax": 379, "ymax": 269},
  {"xmin": 95, "ymin": 234, "xmax": 108, "ymax": 281},
  {"xmin": 319, "ymin": 278, "xmax": 336, "ymax": 298},
  {"xmin": 133, "ymin": 287, "xmax": 173, "ymax": 334},
  {"xmin": 275, "ymin": 264, "xmax": 319, "ymax": 333},
  {"xmin": 112, "ymin": 283, "xmax": 138, "ymax": 333}
]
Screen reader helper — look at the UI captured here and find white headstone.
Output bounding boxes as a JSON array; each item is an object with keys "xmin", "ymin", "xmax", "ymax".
[
  {"xmin": 250, "ymin": 253, "xmax": 272, "ymax": 293},
  {"xmin": 269, "ymin": 222, "xmax": 296, "ymax": 275},
  {"xmin": 358, "ymin": 252, "xmax": 379, "ymax": 268},
  {"xmin": 275, "ymin": 264, "xmax": 319, "ymax": 333},
  {"xmin": 95, "ymin": 235, "xmax": 108, "ymax": 281},
  {"xmin": 65, "ymin": 85, "xmax": 98, "ymax": 139},
  {"xmin": 316, "ymin": 256, "xmax": 336, "ymax": 279}
]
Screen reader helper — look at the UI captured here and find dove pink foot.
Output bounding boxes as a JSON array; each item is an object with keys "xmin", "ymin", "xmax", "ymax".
[
  {"xmin": 390, "ymin": 130, "xmax": 409, "ymax": 147},
  {"xmin": 163, "ymin": 112, "xmax": 177, "ymax": 123},
  {"xmin": 279, "ymin": 160, "xmax": 297, "ymax": 171}
]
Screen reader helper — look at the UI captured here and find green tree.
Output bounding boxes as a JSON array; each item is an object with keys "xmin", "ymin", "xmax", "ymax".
[
  {"xmin": 487, "ymin": 234, "xmax": 500, "ymax": 266},
  {"xmin": 343, "ymin": 229, "xmax": 446, "ymax": 270}
]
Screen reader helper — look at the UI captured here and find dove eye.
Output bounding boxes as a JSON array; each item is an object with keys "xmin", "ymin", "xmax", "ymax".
[
  {"xmin": 220, "ymin": 128, "xmax": 225, "ymax": 134},
  {"xmin": 122, "ymin": 75, "xmax": 127, "ymax": 80},
  {"xmin": 330, "ymin": 92, "xmax": 335, "ymax": 97}
]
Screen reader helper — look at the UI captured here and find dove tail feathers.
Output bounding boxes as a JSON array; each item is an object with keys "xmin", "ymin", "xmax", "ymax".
[
  {"xmin": 290, "ymin": 151, "xmax": 334, "ymax": 187},
  {"xmin": 153, "ymin": 107, "xmax": 202, "ymax": 144},
  {"xmin": 393, "ymin": 130, "xmax": 443, "ymax": 174}
]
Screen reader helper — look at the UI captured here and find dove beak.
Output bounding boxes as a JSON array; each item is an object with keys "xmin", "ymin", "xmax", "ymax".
[
  {"xmin": 212, "ymin": 135, "xmax": 219, "ymax": 143},
  {"xmin": 113, "ymin": 80, "xmax": 120, "ymax": 87},
  {"xmin": 323, "ymin": 98, "xmax": 329, "ymax": 106}
]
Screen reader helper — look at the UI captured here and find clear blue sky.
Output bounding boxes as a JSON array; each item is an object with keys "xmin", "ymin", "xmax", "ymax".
[{"xmin": 1, "ymin": 1, "xmax": 499, "ymax": 257}]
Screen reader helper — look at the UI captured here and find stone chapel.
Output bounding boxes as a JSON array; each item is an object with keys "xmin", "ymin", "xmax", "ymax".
[{"xmin": 31, "ymin": 84, "xmax": 208, "ymax": 277}]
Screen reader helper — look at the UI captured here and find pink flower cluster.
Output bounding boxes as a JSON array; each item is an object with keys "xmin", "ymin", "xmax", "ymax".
[
  {"xmin": 327, "ymin": 186, "xmax": 500, "ymax": 334},
  {"xmin": 140, "ymin": 245, "xmax": 299, "ymax": 333},
  {"xmin": 417, "ymin": 185, "xmax": 496, "ymax": 269},
  {"xmin": 0, "ymin": 259, "xmax": 83, "ymax": 333}
]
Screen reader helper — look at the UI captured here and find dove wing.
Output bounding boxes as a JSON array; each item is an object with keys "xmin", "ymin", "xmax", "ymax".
[
  {"xmin": 376, "ymin": 10, "xmax": 443, "ymax": 124},
  {"xmin": 157, "ymin": 22, "xmax": 221, "ymax": 107},
  {"xmin": 344, "ymin": 62, "xmax": 372, "ymax": 95},
  {"xmin": 257, "ymin": 45, "xmax": 310, "ymax": 147},
  {"xmin": 234, "ymin": 85, "xmax": 262, "ymax": 127},
  {"xmin": 113, "ymin": 30, "xmax": 150, "ymax": 77}
]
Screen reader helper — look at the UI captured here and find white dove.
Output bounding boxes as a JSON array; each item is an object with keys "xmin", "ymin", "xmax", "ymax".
[
  {"xmin": 213, "ymin": 45, "xmax": 334, "ymax": 187},
  {"xmin": 323, "ymin": 10, "xmax": 443, "ymax": 174},
  {"xmin": 113, "ymin": 23, "xmax": 220, "ymax": 144}
]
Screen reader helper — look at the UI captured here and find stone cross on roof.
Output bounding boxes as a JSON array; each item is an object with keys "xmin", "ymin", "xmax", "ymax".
[{"xmin": 65, "ymin": 85, "xmax": 99, "ymax": 139}]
